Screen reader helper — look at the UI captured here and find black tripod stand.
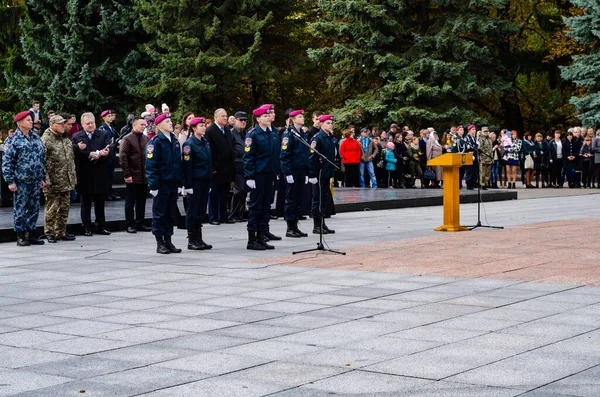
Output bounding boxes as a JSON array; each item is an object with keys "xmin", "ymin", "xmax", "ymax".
[
  {"xmin": 453, "ymin": 133, "xmax": 503, "ymax": 231},
  {"xmin": 290, "ymin": 131, "xmax": 345, "ymax": 256}
]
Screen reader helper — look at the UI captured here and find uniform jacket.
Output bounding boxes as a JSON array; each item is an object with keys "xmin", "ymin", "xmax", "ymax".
[
  {"xmin": 2, "ymin": 129, "xmax": 45, "ymax": 185},
  {"xmin": 72, "ymin": 128, "xmax": 112, "ymax": 195},
  {"xmin": 182, "ymin": 135, "xmax": 212, "ymax": 185},
  {"xmin": 243, "ymin": 125, "xmax": 279, "ymax": 178},
  {"xmin": 41, "ymin": 127, "xmax": 76, "ymax": 193},
  {"xmin": 549, "ymin": 139, "xmax": 563, "ymax": 161},
  {"xmin": 231, "ymin": 126, "xmax": 246, "ymax": 174},
  {"xmin": 145, "ymin": 131, "xmax": 183, "ymax": 190},
  {"xmin": 451, "ymin": 135, "xmax": 467, "ymax": 153},
  {"xmin": 477, "ymin": 134, "xmax": 493, "ymax": 164},
  {"xmin": 98, "ymin": 122, "xmax": 118, "ymax": 143},
  {"xmin": 309, "ymin": 129, "xmax": 336, "ymax": 180},
  {"xmin": 464, "ymin": 134, "xmax": 479, "ymax": 161},
  {"xmin": 205, "ymin": 123, "xmax": 234, "ymax": 184},
  {"xmin": 280, "ymin": 125, "xmax": 310, "ymax": 175},
  {"xmin": 340, "ymin": 137, "xmax": 361, "ymax": 164},
  {"xmin": 119, "ymin": 132, "xmax": 149, "ymax": 185}
]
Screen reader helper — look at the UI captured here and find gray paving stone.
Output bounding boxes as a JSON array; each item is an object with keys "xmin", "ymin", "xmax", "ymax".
[
  {"xmin": 48, "ymin": 294, "xmax": 125, "ymax": 306},
  {"xmin": 151, "ymin": 317, "xmax": 240, "ymax": 332},
  {"xmin": 94, "ymin": 326, "xmax": 191, "ymax": 343},
  {"xmin": 141, "ymin": 291, "xmax": 219, "ymax": 303},
  {"xmin": 222, "ymin": 340, "xmax": 325, "ymax": 360},
  {"xmin": 531, "ymin": 365, "xmax": 600, "ymax": 397},
  {"xmin": 96, "ymin": 311, "xmax": 184, "ymax": 325},
  {"xmin": 328, "ymin": 287, "xmax": 404, "ymax": 298},
  {"xmin": 0, "ymin": 346, "xmax": 73, "ymax": 369},
  {"xmin": 287, "ymin": 293, "xmax": 367, "ymax": 306},
  {"xmin": 2, "ymin": 301, "xmax": 75, "ymax": 314},
  {"xmin": 258, "ymin": 313, "xmax": 348, "ymax": 330},
  {"xmin": 96, "ymin": 287, "xmax": 166, "ymax": 299},
  {"xmin": 36, "ymin": 336, "xmax": 134, "ymax": 355},
  {"xmin": 208, "ymin": 323, "xmax": 303, "ymax": 340},
  {"xmin": 247, "ymin": 301, "xmax": 328, "ymax": 314},
  {"xmin": 284, "ymin": 346, "xmax": 395, "ymax": 369},
  {"xmin": 37, "ymin": 319, "xmax": 130, "ymax": 337},
  {"xmin": 201, "ymin": 309, "xmax": 286, "ymax": 323},
  {"xmin": 0, "ymin": 330, "xmax": 73, "ymax": 348},
  {"xmin": 497, "ymin": 320, "xmax": 596, "ymax": 341},
  {"xmin": 231, "ymin": 361, "xmax": 347, "ymax": 386},
  {"xmin": 94, "ymin": 298, "xmax": 174, "ymax": 311},
  {"xmin": 10, "ymin": 379, "xmax": 141, "ymax": 397},
  {"xmin": 90, "ymin": 344, "xmax": 198, "ymax": 365},
  {"xmin": 155, "ymin": 351, "xmax": 270, "ymax": 375},
  {"xmin": 305, "ymin": 370, "xmax": 434, "ymax": 394},
  {"xmin": 274, "ymin": 283, "xmax": 345, "ymax": 294},
  {"xmin": 388, "ymin": 325, "xmax": 487, "ymax": 343},
  {"xmin": 148, "ymin": 333, "xmax": 253, "ymax": 352},
  {"xmin": 200, "ymin": 295, "xmax": 274, "ymax": 308},
  {"xmin": 0, "ymin": 368, "xmax": 72, "ymax": 395},
  {"xmin": 433, "ymin": 315, "xmax": 523, "ymax": 332},
  {"xmin": 45, "ymin": 306, "xmax": 127, "ymax": 319},
  {"xmin": 20, "ymin": 356, "xmax": 140, "ymax": 379},
  {"xmin": 90, "ymin": 366, "xmax": 209, "ymax": 393},
  {"xmin": 345, "ymin": 336, "xmax": 443, "ymax": 356},
  {"xmin": 0, "ymin": 314, "xmax": 71, "ymax": 329},
  {"xmin": 138, "ymin": 375, "xmax": 286, "ymax": 397}
]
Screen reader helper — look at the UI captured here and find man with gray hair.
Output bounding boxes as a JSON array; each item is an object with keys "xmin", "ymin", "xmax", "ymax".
[
  {"xmin": 205, "ymin": 108, "xmax": 235, "ymax": 225},
  {"xmin": 72, "ymin": 112, "xmax": 112, "ymax": 236}
]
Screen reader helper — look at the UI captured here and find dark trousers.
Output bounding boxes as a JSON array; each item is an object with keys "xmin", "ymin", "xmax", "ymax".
[
  {"xmin": 80, "ymin": 193, "xmax": 106, "ymax": 227},
  {"xmin": 107, "ymin": 156, "xmax": 116, "ymax": 194},
  {"xmin": 247, "ymin": 173, "xmax": 274, "ymax": 232},
  {"xmin": 465, "ymin": 160, "xmax": 478, "ymax": 188},
  {"xmin": 231, "ymin": 172, "xmax": 247, "ymax": 219},
  {"xmin": 550, "ymin": 161, "xmax": 563, "ymax": 186},
  {"xmin": 124, "ymin": 183, "xmax": 147, "ymax": 228},
  {"xmin": 311, "ymin": 176, "xmax": 334, "ymax": 219},
  {"xmin": 275, "ymin": 175, "xmax": 286, "ymax": 217},
  {"xmin": 343, "ymin": 163, "xmax": 359, "ymax": 187},
  {"xmin": 152, "ymin": 183, "xmax": 177, "ymax": 237},
  {"xmin": 208, "ymin": 182, "xmax": 229, "ymax": 223},
  {"xmin": 284, "ymin": 169, "xmax": 307, "ymax": 221},
  {"xmin": 186, "ymin": 179, "xmax": 210, "ymax": 231}
]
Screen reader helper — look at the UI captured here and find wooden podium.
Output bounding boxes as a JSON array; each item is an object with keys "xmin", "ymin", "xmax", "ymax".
[{"xmin": 427, "ymin": 153, "xmax": 473, "ymax": 232}]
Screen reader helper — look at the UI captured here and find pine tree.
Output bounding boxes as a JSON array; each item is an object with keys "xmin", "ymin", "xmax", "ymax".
[
  {"xmin": 560, "ymin": 0, "xmax": 600, "ymax": 127},
  {"xmin": 6, "ymin": 0, "xmax": 142, "ymax": 115},
  {"xmin": 0, "ymin": 0, "xmax": 25, "ymax": 126}
]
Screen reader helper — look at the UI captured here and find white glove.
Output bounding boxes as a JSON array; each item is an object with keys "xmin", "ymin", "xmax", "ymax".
[
  {"xmin": 330, "ymin": 178, "xmax": 334, "ymax": 184},
  {"xmin": 150, "ymin": 190, "xmax": 158, "ymax": 197},
  {"xmin": 286, "ymin": 175, "xmax": 294, "ymax": 184},
  {"xmin": 277, "ymin": 175, "xmax": 280, "ymax": 181},
  {"xmin": 309, "ymin": 178, "xmax": 318, "ymax": 184},
  {"xmin": 246, "ymin": 179, "xmax": 256, "ymax": 189},
  {"xmin": 305, "ymin": 176, "xmax": 308, "ymax": 184},
  {"xmin": 185, "ymin": 189, "xmax": 194, "ymax": 195},
  {"xmin": 177, "ymin": 187, "xmax": 182, "ymax": 194}
]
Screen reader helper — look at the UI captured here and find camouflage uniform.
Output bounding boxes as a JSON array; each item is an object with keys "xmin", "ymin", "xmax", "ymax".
[
  {"xmin": 41, "ymin": 127, "xmax": 76, "ymax": 238},
  {"xmin": 478, "ymin": 133, "xmax": 493, "ymax": 187},
  {"xmin": 2, "ymin": 129, "xmax": 46, "ymax": 232}
]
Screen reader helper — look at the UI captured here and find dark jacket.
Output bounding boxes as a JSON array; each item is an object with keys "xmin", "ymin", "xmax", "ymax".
[
  {"xmin": 72, "ymin": 129, "xmax": 112, "ymax": 194},
  {"xmin": 231, "ymin": 126, "xmax": 246, "ymax": 174},
  {"xmin": 549, "ymin": 139, "xmax": 562, "ymax": 162},
  {"xmin": 205, "ymin": 123, "xmax": 234, "ymax": 184},
  {"xmin": 182, "ymin": 135, "xmax": 212, "ymax": 185},
  {"xmin": 119, "ymin": 132, "xmax": 149, "ymax": 184},
  {"xmin": 280, "ymin": 125, "xmax": 310, "ymax": 175},
  {"xmin": 562, "ymin": 138, "xmax": 580, "ymax": 169},
  {"xmin": 309, "ymin": 129, "xmax": 336, "ymax": 180},
  {"xmin": 145, "ymin": 131, "xmax": 183, "ymax": 190},
  {"xmin": 243, "ymin": 125, "xmax": 280, "ymax": 178}
]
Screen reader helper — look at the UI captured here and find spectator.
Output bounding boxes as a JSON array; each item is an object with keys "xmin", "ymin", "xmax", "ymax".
[
  {"xmin": 358, "ymin": 127, "xmax": 377, "ymax": 188},
  {"xmin": 407, "ymin": 136, "xmax": 424, "ymax": 188},
  {"xmin": 68, "ymin": 114, "xmax": 82, "ymax": 139},
  {"xmin": 98, "ymin": 110, "xmax": 119, "ymax": 200},
  {"xmin": 161, "ymin": 103, "xmax": 170, "ymax": 116},
  {"xmin": 541, "ymin": 132, "xmax": 553, "ymax": 188},
  {"xmin": 120, "ymin": 117, "xmax": 151, "ymax": 233},
  {"xmin": 594, "ymin": 130, "xmax": 600, "ymax": 188},
  {"xmin": 339, "ymin": 129, "xmax": 361, "ymax": 187},
  {"xmin": 563, "ymin": 131, "xmax": 580, "ymax": 188},
  {"xmin": 580, "ymin": 135, "xmax": 594, "ymax": 188},
  {"xmin": 41, "ymin": 110, "xmax": 55, "ymax": 134},
  {"xmin": 29, "ymin": 101, "xmax": 42, "ymax": 136},
  {"xmin": 372, "ymin": 135, "xmax": 385, "ymax": 187},
  {"xmin": 383, "ymin": 142, "xmax": 397, "ymax": 188},
  {"xmin": 120, "ymin": 114, "xmax": 135, "ymax": 138},
  {"xmin": 427, "ymin": 130, "xmax": 443, "ymax": 188},
  {"xmin": 307, "ymin": 111, "xmax": 321, "ymax": 141},
  {"xmin": 393, "ymin": 133, "xmax": 407, "ymax": 188},
  {"xmin": 503, "ymin": 130, "xmax": 521, "ymax": 189},
  {"xmin": 523, "ymin": 132, "xmax": 536, "ymax": 188},
  {"xmin": 490, "ymin": 132, "xmax": 502, "ymax": 189},
  {"xmin": 230, "ymin": 111, "xmax": 249, "ymax": 222},
  {"xmin": 419, "ymin": 129, "xmax": 430, "ymax": 188},
  {"xmin": 549, "ymin": 131, "xmax": 564, "ymax": 188},
  {"xmin": 533, "ymin": 133, "xmax": 545, "ymax": 188},
  {"xmin": 144, "ymin": 104, "xmax": 157, "ymax": 138}
]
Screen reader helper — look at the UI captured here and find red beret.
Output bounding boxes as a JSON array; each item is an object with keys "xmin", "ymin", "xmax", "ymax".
[
  {"xmin": 468, "ymin": 124, "xmax": 476, "ymax": 131},
  {"xmin": 318, "ymin": 114, "xmax": 333, "ymax": 123},
  {"xmin": 260, "ymin": 104, "xmax": 274, "ymax": 110},
  {"xmin": 189, "ymin": 117, "xmax": 206, "ymax": 127},
  {"xmin": 289, "ymin": 109, "xmax": 304, "ymax": 117},
  {"xmin": 154, "ymin": 114, "xmax": 170, "ymax": 125},
  {"xmin": 14, "ymin": 111, "xmax": 31, "ymax": 123},
  {"xmin": 253, "ymin": 107, "xmax": 268, "ymax": 116}
]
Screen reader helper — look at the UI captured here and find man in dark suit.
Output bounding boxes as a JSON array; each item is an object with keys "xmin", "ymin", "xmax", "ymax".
[
  {"xmin": 72, "ymin": 112, "xmax": 112, "ymax": 236},
  {"xmin": 205, "ymin": 108, "xmax": 235, "ymax": 225}
]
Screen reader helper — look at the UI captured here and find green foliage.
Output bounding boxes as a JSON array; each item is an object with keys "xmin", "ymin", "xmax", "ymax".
[{"xmin": 560, "ymin": 0, "xmax": 600, "ymax": 127}]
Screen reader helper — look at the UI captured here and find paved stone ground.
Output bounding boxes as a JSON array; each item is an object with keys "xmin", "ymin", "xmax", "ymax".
[{"xmin": 0, "ymin": 195, "xmax": 599, "ymax": 396}]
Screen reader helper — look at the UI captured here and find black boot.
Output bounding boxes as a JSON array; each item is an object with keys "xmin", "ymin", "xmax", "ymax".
[
  {"xmin": 187, "ymin": 231, "xmax": 203, "ymax": 250},
  {"xmin": 294, "ymin": 221, "xmax": 308, "ymax": 237},
  {"xmin": 286, "ymin": 221, "xmax": 303, "ymax": 238},
  {"xmin": 247, "ymin": 231, "xmax": 266, "ymax": 250},
  {"xmin": 258, "ymin": 232, "xmax": 275, "ymax": 249},
  {"xmin": 197, "ymin": 228, "xmax": 212, "ymax": 250},
  {"xmin": 264, "ymin": 229, "xmax": 282, "ymax": 241},
  {"xmin": 16, "ymin": 232, "xmax": 30, "ymax": 247},
  {"xmin": 312, "ymin": 218, "xmax": 327, "ymax": 235},
  {"xmin": 164, "ymin": 236, "xmax": 182, "ymax": 253},
  {"xmin": 322, "ymin": 222, "xmax": 335, "ymax": 234},
  {"xmin": 156, "ymin": 236, "xmax": 170, "ymax": 254},
  {"xmin": 26, "ymin": 230, "xmax": 45, "ymax": 245}
]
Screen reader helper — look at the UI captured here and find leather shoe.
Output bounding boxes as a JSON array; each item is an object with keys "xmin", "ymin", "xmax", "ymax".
[
  {"xmin": 127, "ymin": 227, "xmax": 137, "ymax": 234},
  {"xmin": 61, "ymin": 234, "xmax": 76, "ymax": 241},
  {"xmin": 209, "ymin": 221, "xmax": 220, "ymax": 226},
  {"xmin": 269, "ymin": 214, "xmax": 278, "ymax": 220},
  {"xmin": 136, "ymin": 225, "xmax": 152, "ymax": 232},
  {"xmin": 83, "ymin": 228, "xmax": 92, "ymax": 236},
  {"xmin": 224, "ymin": 219, "xmax": 235, "ymax": 224},
  {"xmin": 47, "ymin": 235, "xmax": 57, "ymax": 243},
  {"xmin": 96, "ymin": 228, "xmax": 111, "ymax": 235},
  {"xmin": 264, "ymin": 231, "xmax": 282, "ymax": 241}
]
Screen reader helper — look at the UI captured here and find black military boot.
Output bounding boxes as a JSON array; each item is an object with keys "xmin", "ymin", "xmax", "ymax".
[
  {"xmin": 286, "ymin": 221, "xmax": 303, "ymax": 238},
  {"xmin": 294, "ymin": 221, "xmax": 308, "ymax": 237},
  {"xmin": 247, "ymin": 231, "xmax": 266, "ymax": 251},
  {"xmin": 257, "ymin": 232, "xmax": 275, "ymax": 249},
  {"xmin": 312, "ymin": 218, "xmax": 327, "ymax": 235},
  {"xmin": 26, "ymin": 230, "xmax": 45, "ymax": 245},
  {"xmin": 197, "ymin": 228, "xmax": 212, "ymax": 250},
  {"xmin": 322, "ymin": 222, "xmax": 335, "ymax": 234},
  {"xmin": 264, "ymin": 229, "xmax": 282, "ymax": 241},
  {"xmin": 156, "ymin": 236, "xmax": 170, "ymax": 254},
  {"xmin": 187, "ymin": 231, "xmax": 203, "ymax": 250},
  {"xmin": 16, "ymin": 232, "xmax": 30, "ymax": 247},
  {"xmin": 164, "ymin": 236, "xmax": 182, "ymax": 253}
]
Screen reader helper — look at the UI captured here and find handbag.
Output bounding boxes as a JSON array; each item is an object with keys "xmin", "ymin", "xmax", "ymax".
[
  {"xmin": 424, "ymin": 169, "xmax": 436, "ymax": 180},
  {"xmin": 524, "ymin": 154, "xmax": 534, "ymax": 170}
]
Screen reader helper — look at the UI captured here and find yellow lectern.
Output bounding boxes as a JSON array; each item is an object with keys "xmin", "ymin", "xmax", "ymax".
[{"xmin": 427, "ymin": 153, "xmax": 473, "ymax": 232}]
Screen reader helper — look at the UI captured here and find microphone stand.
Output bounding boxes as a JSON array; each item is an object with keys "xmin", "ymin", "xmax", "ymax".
[
  {"xmin": 452, "ymin": 133, "xmax": 503, "ymax": 231},
  {"xmin": 290, "ymin": 129, "xmax": 346, "ymax": 256}
]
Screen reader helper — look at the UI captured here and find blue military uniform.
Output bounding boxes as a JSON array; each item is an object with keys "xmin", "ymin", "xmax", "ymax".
[
  {"xmin": 464, "ymin": 133, "xmax": 479, "ymax": 189},
  {"xmin": 182, "ymin": 135, "xmax": 212, "ymax": 233},
  {"xmin": 280, "ymin": 125, "xmax": 310, "ymax": 222},
  {"xmin": 145, "ymin": 131, "xmax": 183, "ymax": 238},
  {"xmin": 2, "ymin": 129, "xmax": 46, "ymax": 232},
  {"xmin": 309, "ymin": 129, "xmax": 336, "ymax": 220}
]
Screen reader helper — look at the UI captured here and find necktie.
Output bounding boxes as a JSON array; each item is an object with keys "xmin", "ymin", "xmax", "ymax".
[
  {"xmin": 88, "ymin": 133, "xmax": 92, "ymax": 141},
  {"xmin": 220, "ymin": 126, "xmax": 225, "ymax": 134}
]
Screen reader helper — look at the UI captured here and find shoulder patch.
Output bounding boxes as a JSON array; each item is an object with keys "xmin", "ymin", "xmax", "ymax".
[
  {"xmin": 311, "ymin": 141, "xmax": 317, "ymax": 149},
  {"xmin": 146, "ymin": 144, "xmax": 154, "ymax": 153},
  {"xmin": 183, "ymin": 146, "xmax": 191, "ymax": 154},
  {"xmin": 183, "ymin": 155, "xmax": 190, "ymax": 161},
  {"xmin": 245, "ymin": 138, "xmax": 252, "ymax": 147},
  {"xmin": 282, "ymin": 137, "xmax": 289, "ymax": 145}
]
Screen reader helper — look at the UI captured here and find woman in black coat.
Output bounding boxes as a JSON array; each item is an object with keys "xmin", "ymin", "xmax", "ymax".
[{"xmin": 562, "ymin": 132, "xmax": 581, "ymax": 188}]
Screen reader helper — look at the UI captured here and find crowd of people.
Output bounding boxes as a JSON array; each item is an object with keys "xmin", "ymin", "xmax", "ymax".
[{"xmin": 2, "ymin": 101, "xmax": 599, "ymax": 251}]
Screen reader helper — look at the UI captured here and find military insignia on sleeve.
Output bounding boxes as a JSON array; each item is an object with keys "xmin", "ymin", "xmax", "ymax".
[
  {"xmin": 147, "ymin": 153, "xmax": 153, "ymax": 159},
  {"xmin": 244, "ymin": 147, "xmax": 250, "ymax": 152},
  {"xmin": 245, "ymin": 138, "xmax": 252, "ymax": 147},
  {"xmin": 147, "ymin": 144, "xmax": 154, "ymax": 153},
  {"xmin": 282, "ymin": 145, "xmax": 287, "ymax": 150},
  {"xmin": 282, "ymin": 137, "xmax": 289, "ymax": 145},
  {"xmin": 183, "ymin": 146, "xmax": 191, "ymax": 154},
  {"xmin": 183, "ymin": 155, "xmax": 190, "ymax": 161}
]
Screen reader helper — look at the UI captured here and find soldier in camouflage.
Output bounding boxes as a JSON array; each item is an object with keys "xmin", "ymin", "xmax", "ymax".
[
  {"xmin": 478, "ymin": 127, "xmax": 494, "ymax": 190},
  {"xmin": 41, "ymin": 115, "xmax": 77, "ymax": 243},
  {"xmin": 2, "ymin": 111, "xmax": 46, "ymax": 246}
]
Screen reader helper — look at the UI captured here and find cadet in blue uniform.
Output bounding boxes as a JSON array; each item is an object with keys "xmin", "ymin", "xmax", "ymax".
[
  {"xmin": 244, "ymin": 106, "xmax": 280, "ymax": 250},
  {"xmin": 2, "ymin": 111, "xmax": 46, "ymax": 246},
  {"xmin": 280, "ymin": 109, "xmax": 310, "ymax": 238},
  {"xmin": 145, "ymin": 114, "xmax": 184, "ymax": 254},
  {"xmin": 308, "ymin": 114, "xmax": 336, "ymax": 235},
  {"xmin": 182, "ymin": 117, "xmax": 213, "ymax": 251}
]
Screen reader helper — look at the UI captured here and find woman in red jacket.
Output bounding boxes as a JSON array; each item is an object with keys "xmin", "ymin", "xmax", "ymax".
[{"xmin": 340, "ymin": 129, "xmax": 361, "ymax": 187}]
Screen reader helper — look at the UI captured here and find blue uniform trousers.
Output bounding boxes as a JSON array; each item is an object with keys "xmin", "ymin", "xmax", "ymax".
[
  {"xmin": 284, "ymin": 169, "xmax": 307, "ymax": 221},
  {"xmin": 152, "ymin": 182, "xmax": 178, "ymax": 237},
  {"xmin": 186, "ymin": 179, "xmax": 210, "ymax": 231},
  {"xmin": 13, "ymin": 181, "xmax": 41, "ymax": 232},
  {"xmin": 247, "ymin": 173, "xmax": 274, "ymax": 232},
  {"xmin": 208, "ymin": 182, "xmax": 229, "ymax": 223},
  {"xmin": 311, "ymin": 176, "xmax": 333, "ymax": 220}
]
